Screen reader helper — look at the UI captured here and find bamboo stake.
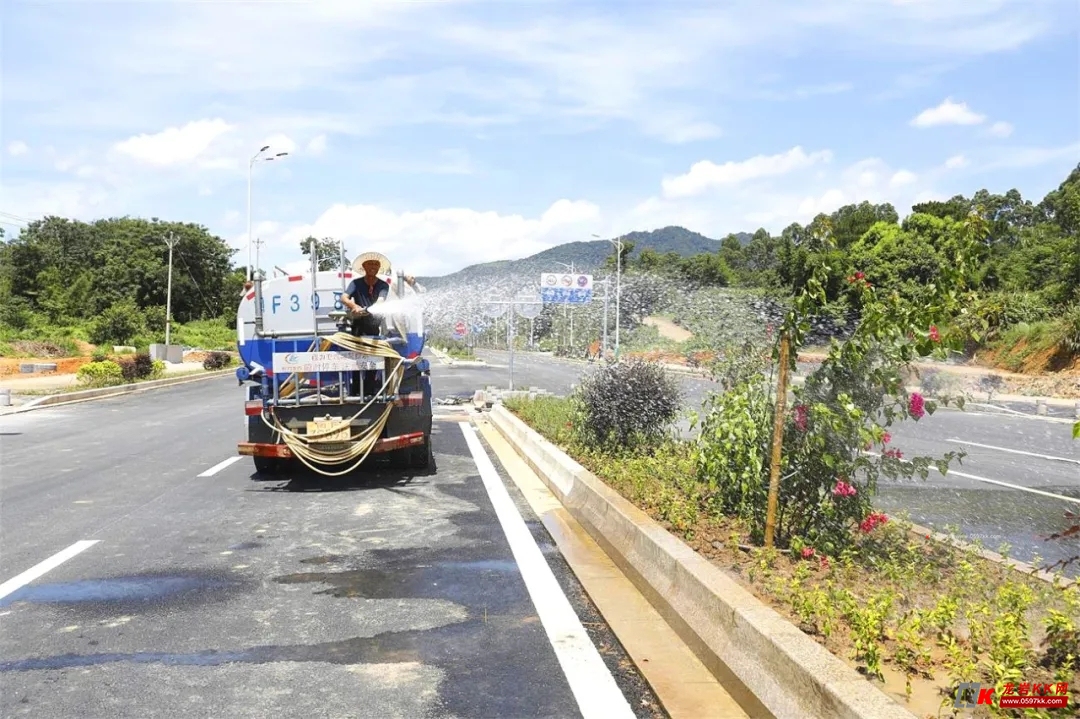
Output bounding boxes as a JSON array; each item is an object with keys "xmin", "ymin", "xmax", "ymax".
[{"xmin": 764, "ymin": 330, "xmax": 792, "ymax": 548}]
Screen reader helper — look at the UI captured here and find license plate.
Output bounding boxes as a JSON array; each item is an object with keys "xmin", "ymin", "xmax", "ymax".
[{"xmin": 306, "ymin": 418, "xmax": 351, "ymax": 443}]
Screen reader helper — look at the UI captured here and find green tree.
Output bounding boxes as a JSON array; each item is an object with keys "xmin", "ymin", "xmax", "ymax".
[{"xmin": 300, "ymin": 236, "xmax": 348, "ymax": 271}]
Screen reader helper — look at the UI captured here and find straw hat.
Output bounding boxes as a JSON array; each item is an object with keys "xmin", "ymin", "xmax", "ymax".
[{"xmin": 352, "ymin": 251, "xmax": 392, "ymax": 275}]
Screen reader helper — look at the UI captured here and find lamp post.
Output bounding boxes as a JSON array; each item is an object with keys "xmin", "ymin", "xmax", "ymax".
[
  {"xmin": 594, "ymin": 233, "xmax": 622, "ymax": 358},
  {"xmin": 554, "ymin": 261, "xmax": 575, "ymax": 349},
  {"xmin": 164, "ymin": 232, "xmax": 178, "ymax": 347},
  {"xmin": 247, "ymin": 146, "xmax": 289, "ymax": 280}
]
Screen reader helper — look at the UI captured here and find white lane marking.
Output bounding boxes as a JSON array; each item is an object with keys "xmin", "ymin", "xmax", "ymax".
[
  {"xmin": 198, "ymin": 456, "xmax": 243, "ymax": 477},
  {"xmin": 0, "ymin": 540, "xmax": 99, "ymax": 600},
  {"xmin": 870, "ymin": 452, "xmax": 1080, "ymax": 505},
  {"xmin": 460, "ymin": 423, "xmax": 634, "ymax": 719},
  {"xmin": 947, "ymin": 438, "xmax": 1080, "ymax": 466}
]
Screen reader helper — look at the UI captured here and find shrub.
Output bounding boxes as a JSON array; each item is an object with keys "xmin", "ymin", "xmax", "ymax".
[
  {"xmin": 203, "ymin": 351, "xmax": 232, "ymax": 370},
  {"xmin": 115, "ymin": 356, "xmax": 139, "ymax": 382},
  {"xmin": 133, "ymin": 352, "xmax": 154, "ymax": 379},
  {"xmin": 76, "ymin": 360, "xmax": 124, "ymax": 388},
  {"xmin": 151, "ymin": 359, "xmax": 166, "ymax": 379},
  {"xmin": 695, "ymin": 218, "xmax": 978, "ymax": 552},
  {"xmin": 91, "ymin": 349, "xmax": 108, "ymax": 363},
  {"xmin": 1060, "ymin": 304, "xmax": 1080, "ymax": 354},
  {"xmin": 573, "ymin": 358, "xmax": 682, "ymax": 450}
]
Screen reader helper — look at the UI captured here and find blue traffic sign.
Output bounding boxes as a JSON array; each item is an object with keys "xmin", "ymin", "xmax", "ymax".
[{"xmin": 541, "ymin": 287, "xmax": 592, "ymax": 304}]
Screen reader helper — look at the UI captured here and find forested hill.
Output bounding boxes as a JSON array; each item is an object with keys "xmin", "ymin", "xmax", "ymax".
[{"xmin": 417, "ymin": 226, "xmax": 751, "ymax": 289}]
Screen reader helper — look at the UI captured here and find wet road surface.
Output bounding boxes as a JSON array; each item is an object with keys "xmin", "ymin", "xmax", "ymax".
[
  {"xmin": 466, "ymin": 349, "xmax": 1080, "ymax": 576},
  {"xmin": 0, "ymin": 357, "xmax": 664, "ymax": 718}
]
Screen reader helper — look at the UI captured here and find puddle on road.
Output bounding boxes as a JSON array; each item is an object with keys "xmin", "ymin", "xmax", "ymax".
[
  {"xmin": 0, "ymin": 570, "xmax": 248, "ymax": 613},
  {"xmin": 275, "ymin": 554, "xmax": 521, "ymax": 608}
]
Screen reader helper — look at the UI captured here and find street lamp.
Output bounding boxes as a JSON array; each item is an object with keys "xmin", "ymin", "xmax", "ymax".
[
  {"xmin": 247, "ymin": 146, "xmax": 289, "ymax": 280},
  {"xmin": 594, "ymin": 233, "xmax": 622, "ymax": 358}
]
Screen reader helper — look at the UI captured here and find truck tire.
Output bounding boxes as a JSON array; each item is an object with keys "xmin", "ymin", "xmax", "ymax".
[
  {"xmin": 253, "ymin": 456, "xmax": 282, "ymax": 476},
  {"xmin": 407, "ymin": 438, "xmax": 431, "ymax": 469},
  {"xmin": 392, "ymin": 438, "xmax": 430, "ymax": 469}
]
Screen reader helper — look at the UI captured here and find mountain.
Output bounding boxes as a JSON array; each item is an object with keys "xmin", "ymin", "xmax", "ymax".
[{"xmin": 418, "ymin": 226, "xmax": 750, "ymax": 289}]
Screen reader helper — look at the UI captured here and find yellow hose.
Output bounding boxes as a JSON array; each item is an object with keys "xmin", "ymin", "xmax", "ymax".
[{"xmin": 259, "ymin": 332, "xmax": 414, "ymax": 477}]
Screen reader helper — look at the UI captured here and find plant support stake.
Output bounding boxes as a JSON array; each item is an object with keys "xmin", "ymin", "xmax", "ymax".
[{"xmin": 764, "ymin": 330, "xmax": 791, "ymax": 548}]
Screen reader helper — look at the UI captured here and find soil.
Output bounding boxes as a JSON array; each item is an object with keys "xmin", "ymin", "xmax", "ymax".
[
  {"xmin": 0, "ymin": 356, "xmax": 95, "ymax": 378},
  {"xmin": 642, "ymin": 316, "xmax": 693, "ymax": 343},
  {"xmin": 798, "ymin": 349, "xmax": 1080, "ymax": 400}
]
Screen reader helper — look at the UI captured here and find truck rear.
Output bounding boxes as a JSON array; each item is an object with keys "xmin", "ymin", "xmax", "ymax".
[{"xmin": 234, "ymin": 245, "xmax": 433, "ymax": 476}]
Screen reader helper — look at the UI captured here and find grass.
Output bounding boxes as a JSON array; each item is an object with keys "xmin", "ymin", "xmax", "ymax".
[
  {"xmin": 505, "ymin": 395, "xmax": 1080, "ymax": 718},
  {"xmin": 982, "ymin": 319, "xmax": 1080, "ymax": 375},
  {"xmin": 0, "ymin": 316, "xmax": 237, "ymax": 358},
  {"xmin": 170, "ymin": 318, "xmax": 236, "ymax": 351}
]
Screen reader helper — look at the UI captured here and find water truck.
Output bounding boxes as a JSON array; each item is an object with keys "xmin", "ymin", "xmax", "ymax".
[{"xmin": 234, "ymin": 243, "xmax": 432, "ymax": 477}]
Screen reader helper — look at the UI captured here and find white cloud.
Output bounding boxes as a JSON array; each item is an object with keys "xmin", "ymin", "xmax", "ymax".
[
  {"xmin": 7, "ymin": 141, "xmax": 29, "ymax": 156},
  {"xmin": 661, "ymin": 146, "xmax": 833, "ymax": 199},
  {"xmin": 261, "ymin": 133, "xmax": 296, "ymax": 156},
  {"xmin": 910, "ymin": 98, "xmax": 986, "ymax": 127},
  {"xmin": 755, "ymin": 81, "xmax": 854, "ymax": 101},
  {"xmin": 890, "ymin": 170, "xmax": 918, "ymax": 187},
  {"xmin": 987, "ymin": 120, "xmax": 1014, "ymax": 138},
  {"xmin": 273, "ymin": 198, "xmax": 601, "ymax": 276},
  {"xmin": 629, "ymin": 154, "xmax": 949, "ymax": 239},
  {"xmin": 945, "ymin": 154, "xmax": 968, "ymax": 169},
  {"xmin": 307, "ymin": 134, "xmax": 327, "ymax": 155},
  {"xmin": 113, "ymin": 118, "xmax": 234, "ymax": 166}
]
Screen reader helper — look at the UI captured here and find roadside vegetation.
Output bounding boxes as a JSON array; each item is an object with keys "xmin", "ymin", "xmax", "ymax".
[
  {"xmin": 503, "ymin": 166, "xmax": 1080, "ymax": 381},
  {"xmin": 506, "ymin": 209, "xmax": 1080, "ymax": 717}
]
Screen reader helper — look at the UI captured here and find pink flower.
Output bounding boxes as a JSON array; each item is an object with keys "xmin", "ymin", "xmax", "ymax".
[
  {"xmin": 793, "ymin": 404, "xmax": 809, "ymax": 432},
  {"xmin": 832, "ymin": 480, "xmax": 857, "ymax": 497},
  {"xmin": 859, "ymin": 512, "xmax": 889, "ymax": 533},
  {"xmin": 801, "ymin": 546, "xmax": 816, "ymax": 559},
  {"xmin": 929, "ymin": 325, "xmax": 940, "ymax": 342},
  {"xmin": 881, "ymin": 432, "xmax": 891, "ymax": 445},
  {"xmin": 908, "ymin": 392, "xmax": 925, "ymax": 420},
  {"xmin": 883, "ymin": 448, "xmax": 904, "ymax": 460}
]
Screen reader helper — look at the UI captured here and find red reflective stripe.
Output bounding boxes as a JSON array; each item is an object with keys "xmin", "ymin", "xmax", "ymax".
[
  {"xmin": 238, "ymin": 442, "xmax": 292, "ymax": 458},
  {"xmin": 288, "ymin": 275, "xmax": 303, "ymax": 282},
  {"xmin": 244, "ymin": 400, "xmax": 262, "ymax": 415},
  {"xmin": 245, "ymin": 292, "xmax": 256, "ymax": 301},
  {"xmin": 372, "ymin": 432, "xmax": 425, "ymax": 453}
]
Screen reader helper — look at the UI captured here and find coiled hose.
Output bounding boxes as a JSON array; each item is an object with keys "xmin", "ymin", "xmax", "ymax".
[{"xmin": 259, "ymin": 331, "xmax": 412, "ymax": 477}]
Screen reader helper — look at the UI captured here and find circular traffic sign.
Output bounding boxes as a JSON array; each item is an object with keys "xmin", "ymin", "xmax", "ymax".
[{"xmin": 455, "ymin": 321, "xmax": 466, "ymax": 334}]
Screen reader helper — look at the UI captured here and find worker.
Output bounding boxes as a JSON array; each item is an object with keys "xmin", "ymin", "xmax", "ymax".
[{"xmin": 342, "ymin": 255, "xmax": 390, "ymax": 396}]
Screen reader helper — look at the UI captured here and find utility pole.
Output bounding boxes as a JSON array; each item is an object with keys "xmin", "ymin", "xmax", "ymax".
[{"xmin": 164, "ymin": 232, "xmax": 179, "ymax": 347}]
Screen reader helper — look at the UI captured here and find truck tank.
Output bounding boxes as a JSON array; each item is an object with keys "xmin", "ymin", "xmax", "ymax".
[{"xmin": 234, "ymin": 267, "xmax": 433, "ymax": 476}]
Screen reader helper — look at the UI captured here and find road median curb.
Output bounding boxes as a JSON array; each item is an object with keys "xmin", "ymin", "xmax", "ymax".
[
  {"xmin": 487, "ymin": 403, "xmax": 915, "ymax": 719},
  {"xmin": 7, "ymin": 369, "xmax": 235, "ymax": 413}
]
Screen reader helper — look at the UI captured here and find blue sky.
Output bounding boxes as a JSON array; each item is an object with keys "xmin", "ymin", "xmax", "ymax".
[{"xmin": 2, "ymin": 0, "xmax": 1078, "ymax": 276}]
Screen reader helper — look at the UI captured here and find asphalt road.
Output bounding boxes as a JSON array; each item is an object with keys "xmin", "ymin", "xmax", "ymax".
[
  {"xmin": 0, "ymin": 363, "xmax": 666, "ymax": 718},
  {"xmin": 466, "ymin": 349, "xmax": 1080, "ymax": 576}
]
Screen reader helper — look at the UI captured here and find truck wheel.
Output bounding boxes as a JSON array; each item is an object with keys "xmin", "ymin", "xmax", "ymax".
[
  {"xmin": 253, "ymin": 456, "xmax": 282, "ymax": 475},
  {"xmin": 407, "ymin": 438, "xmax": 431, "ymax": 469}
]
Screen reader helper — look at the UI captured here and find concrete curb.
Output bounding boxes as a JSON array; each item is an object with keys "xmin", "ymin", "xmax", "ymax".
[
  {"xmin": 486, "ymin": 404, "xmax": 915, "ymax": 719},
  {"xmin": 3, "ymin": 369, "xmax": 235, "ymax": 414}
]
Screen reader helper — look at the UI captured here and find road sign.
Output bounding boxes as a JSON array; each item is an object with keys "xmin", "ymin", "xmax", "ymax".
[
  {"xmin": 540, "ymin": 273, "xmax": 592, "ymax": 304},
  {"xmin": 455, "ymin": 321, "xmax": 467, "ymax": 335}
]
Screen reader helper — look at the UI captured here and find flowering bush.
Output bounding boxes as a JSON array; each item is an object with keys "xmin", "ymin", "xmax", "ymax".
[{"xmin": 695, "ymin": 215, "xmax": 983, "ymax": 552}]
